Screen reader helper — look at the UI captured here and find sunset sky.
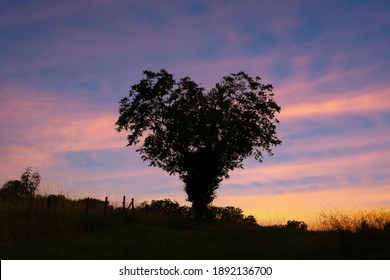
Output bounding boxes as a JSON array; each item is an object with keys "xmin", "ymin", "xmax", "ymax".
[{"xmin": 1, "ymin": 0, "xmax": 389, "ymax": 226}]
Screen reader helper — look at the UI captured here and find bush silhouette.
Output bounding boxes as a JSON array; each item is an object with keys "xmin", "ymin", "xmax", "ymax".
[
  {"xmin": 286, "ymin": 220, "xmax": 308, "ymax": 231},
  {"xmin": 136, "ymin": 199, "xmax": 257, "ymax": 225},
  {"xmin": 136, "ymin": 199, "xmax": 190, "ymax": 216},
  {"xmin": 0, "ymin": 167, "xmax": 41, "ymax": 199}
]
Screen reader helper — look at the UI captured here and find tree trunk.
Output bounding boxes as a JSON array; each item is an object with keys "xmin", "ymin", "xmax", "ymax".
[
  {"xmin": 182, "ymin": 148, "xmax": 221, "ymax": 221},
  {"xmin": 191, "ymin": 197, "xmax": 206, "ymax": 222}
]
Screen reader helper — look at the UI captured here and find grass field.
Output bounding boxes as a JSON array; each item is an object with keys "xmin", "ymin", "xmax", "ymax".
[{"xmin": 1, "ymin": 196, "xmax": 390, "ymax": 259}]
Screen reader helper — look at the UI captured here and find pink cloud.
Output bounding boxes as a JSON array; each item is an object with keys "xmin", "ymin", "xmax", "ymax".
[
  {"xmin": 0, "ymin": 82, "xmax": 183, "ymax": 200},
  {"xmin": 219, "ymin": 148, "xmax": 390, "ymax": 196},
  {"xmin": 281, "ymin": 87, "xmax": 390, "ymax": 119},
  {"xmin": 281, "ymin": 125, "xmax": 388, "ymax": 155},
  {"xmin": 0, "ymin": 84, "xmax": 123, "ymax": 151},
  {"xmin": 0, "ymin": 83, "xmax": 125, "ymax": 182}
]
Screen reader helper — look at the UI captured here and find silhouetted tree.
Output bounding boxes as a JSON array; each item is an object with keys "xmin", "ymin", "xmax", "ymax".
[
  {"xmin": 0, "ymin": 180, "xmax": 23, "ymax": 199},
  {"xmin": 20, "ymin": 167, "xmax": 41, "ymax": 197},
  {"xmin": 116, "ymin": 69, "xmax": 281, "ymax": 220},
  {"xmin": 0, "ymin": 167, "xmax": 41, "ymax": 199}
]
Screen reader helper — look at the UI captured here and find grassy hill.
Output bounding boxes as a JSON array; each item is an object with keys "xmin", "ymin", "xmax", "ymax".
[{"xmin": 1, "ymin": 195, "xmax": 390, "ymax": 259}]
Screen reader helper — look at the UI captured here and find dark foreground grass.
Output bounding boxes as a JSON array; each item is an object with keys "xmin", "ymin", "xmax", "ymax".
[
  {"xmin": 1, "ymin": 213, "xmax": 390, "ymax": 259},
  {"xmin": 0, "ymin": 216, "xmax": 317, "ymax": 259},
  {"xmin": 1, "ymin": 196, "xmax": 390, "ymax": 259}
]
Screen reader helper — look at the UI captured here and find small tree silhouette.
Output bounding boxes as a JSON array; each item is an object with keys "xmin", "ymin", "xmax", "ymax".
[
  {"xmin": 0, "ymin": 167, "xmax": 41, "ymax": 199},
  {"xmin": 20, "ymin": 167, "xmax": 41, "ymax": 197}
]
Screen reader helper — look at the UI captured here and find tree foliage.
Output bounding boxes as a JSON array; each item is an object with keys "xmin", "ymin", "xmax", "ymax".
[
  {"xmin": 116, "ymin": 69, "xmax": 281, "ymax": 220},
  {"xmin": 0, "ymin": 180, "xmax": 24, "ymax": 198},
  {"xmin": 286, "ymin": 220, "xmax": 308, "ymax": 231},
  {"xmin": 0, "ymin": 167, "xmax": 41, "ymax": 199},
  {"xmin": 208, "ymin": 206, "xmax": 257, "ymax": 225},
  {"xmin": 136, "ymin": 199, "xmax": 257, "ymax": 225},
  {"xmin": 137, "ymin": 199, "xmax": 190, "ymax": 216}
]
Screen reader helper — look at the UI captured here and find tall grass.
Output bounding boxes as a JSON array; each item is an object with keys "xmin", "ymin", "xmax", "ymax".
[
  {"xmin": 0, "ymin": 195, "xmax": 114, "ymax": 247},
  {"xmin": 1, "ymin": 194, "xmax": 390, "ymax": 259},
  {"xmin": 317, "ymin": 208, "xmax": 390, "ymax": 232}
]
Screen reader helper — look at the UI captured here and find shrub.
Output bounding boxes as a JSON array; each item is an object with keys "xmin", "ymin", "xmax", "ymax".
[
  {"xmin": 135, "ymin": 199, "xmax": 257, "ymax": 225},
  {"xmin": 0, "ymin": 167, "xmax": 41, "ymax": 199},
  {"xmin": 286, "ymin": 220, "xmax": 308, "ymax": 231},
  {"xmin": 136, "ymin": 199, "xmax": 190, "ymax": 216}
]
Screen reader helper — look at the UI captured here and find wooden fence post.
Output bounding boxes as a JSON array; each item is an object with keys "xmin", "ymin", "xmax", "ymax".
[
  {"xmin": 104, "ymin": 196, "xmax": 108, "ymax": 216},
  {"xmin": 127, "ymin": 198, "xmax": 135, "ymax": 216},
  {"xmin": 122, "ymin": 196, "xmax": 126, "ymax": 213}
]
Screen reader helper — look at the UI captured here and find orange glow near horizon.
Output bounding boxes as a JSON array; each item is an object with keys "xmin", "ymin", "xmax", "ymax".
[{"xmin": 213, "ymin": 185, "xmax": 390, "ymax": 228}]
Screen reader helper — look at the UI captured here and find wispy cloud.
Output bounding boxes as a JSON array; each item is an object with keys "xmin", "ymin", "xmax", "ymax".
[
  {"xmin": 282, "ymin": 87, "xmax": 390, "ymax": 118},
  {"xmin": 0, "ymin": 83, "xmax": 123, "ymax": 181}
]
